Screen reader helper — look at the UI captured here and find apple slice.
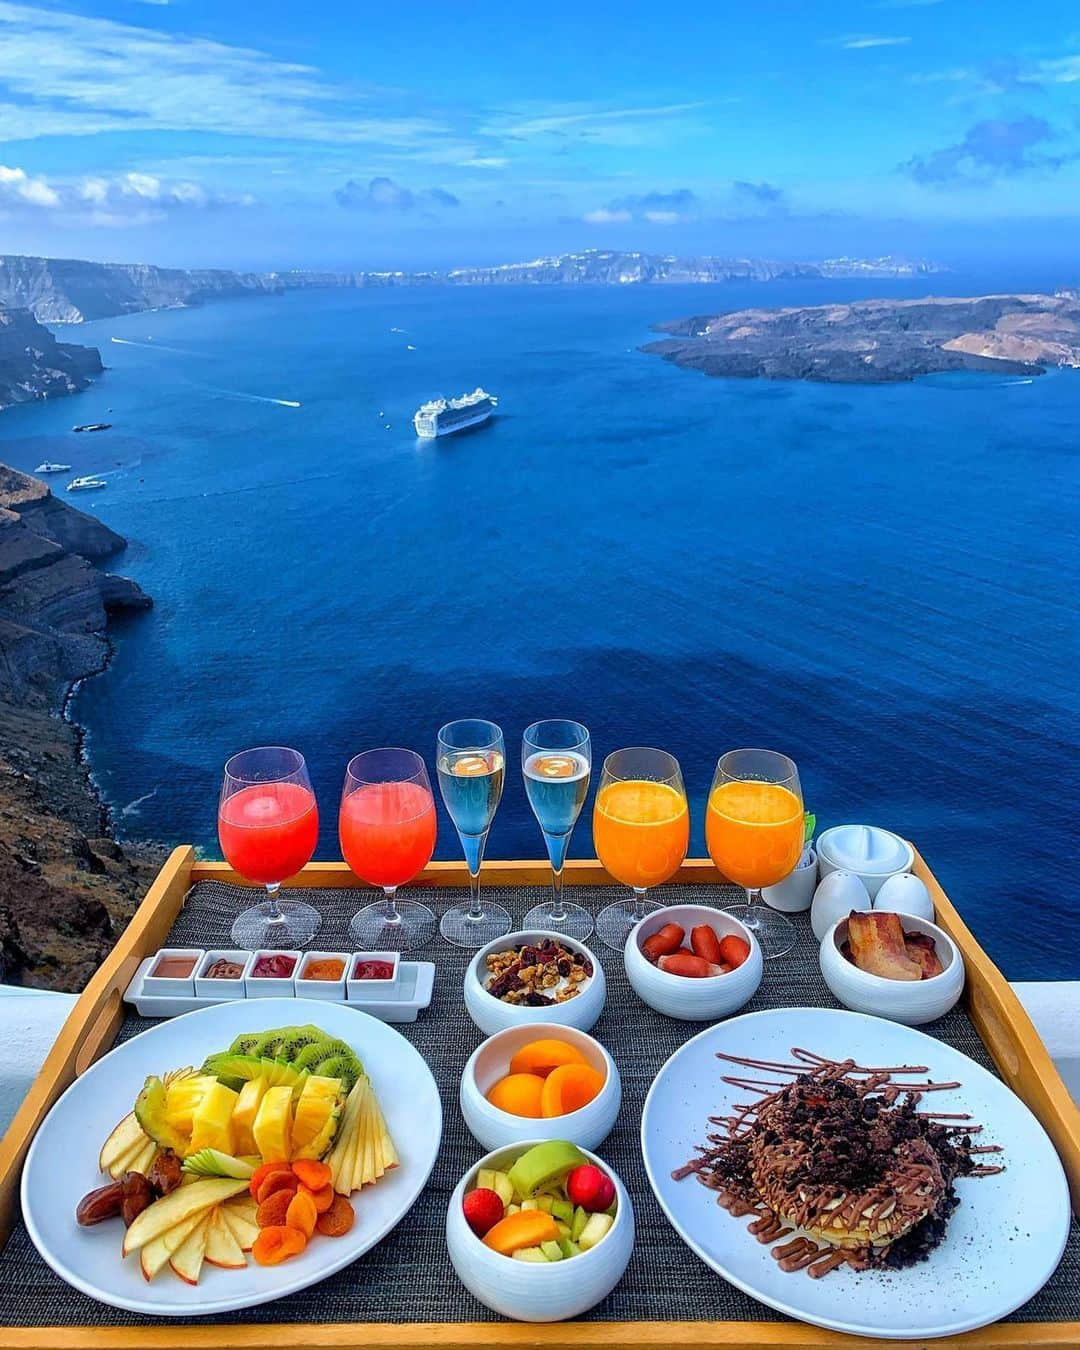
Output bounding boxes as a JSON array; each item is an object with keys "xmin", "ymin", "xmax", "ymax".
[
  {"xmin": 139, "ymin": 1210, "xmax": 207, "ymax": 1282},
  {"xmin": 223, "ymin": 1194, "xmax": 258, "ymax": 1226},
  {"xmin": 218, "ymin": 1205, "xmax": 259, "ymax": 1252},
  {"xmin": 204, "ymin": 1208, "xmax": 246, "ymax": 1269},
  {"xmin": 169, "ymin": 1214, "xmax": 211, "ymax": 1285},
  {"xmin": 122, "ymin": 1177, "xmax": 248, "ymax": 1255},
  {"xmin": 99, "ymin": 1113, "xmax": 147, "ymax": 1176}
]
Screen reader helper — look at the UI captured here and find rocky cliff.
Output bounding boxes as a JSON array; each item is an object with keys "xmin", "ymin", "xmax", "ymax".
[
  {"xmin": 0, "ymin": 250, "xmax": 946, "ymax": 323},
  {"xmin": 0, "ymin": 305, "xmax": 102, "ymax": 408},
  {"xmin": 0, "ymin": 465, "xmax": 156, "ymax": 989},
  {"xmin": 643, "ymin": 292, "xmax": 1080, "ymax": 384}
]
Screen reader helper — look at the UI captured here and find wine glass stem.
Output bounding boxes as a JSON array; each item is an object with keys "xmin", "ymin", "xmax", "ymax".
[
  {"xmin": 746, "ymin": 886, "xmax": 762, "ymax": 909},
  {"xmin": 264, "ymin": 882, "xmax": 284, "ymax": 922},
  {"xmin": 633, "ymin": 887, "xmax": 649, "ymax": 921},
  {"xmin": 549, "ymin": 865, "xmax": 567, "ymax": 921},
  {"xmin": 383, "ymin": 887, "xmax": 400, "ymax": 922},
  {"xmin": 467, "ymin": 866, "xmax": 483, "ymax": 919}
]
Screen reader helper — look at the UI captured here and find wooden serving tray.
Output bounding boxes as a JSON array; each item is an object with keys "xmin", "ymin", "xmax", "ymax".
[{"xmin": 1, "ymin": 849, "xmax": 1078, "ymax": 1350}]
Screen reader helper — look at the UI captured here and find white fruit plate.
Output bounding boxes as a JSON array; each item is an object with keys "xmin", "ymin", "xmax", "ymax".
[
  {"xmin": 641, "ymin": 1007, "xmax": 1070, "ymax": 1341},
  {"xmin": 21, "ymin": 997, "xmax": 442, "ymax": 1316}
]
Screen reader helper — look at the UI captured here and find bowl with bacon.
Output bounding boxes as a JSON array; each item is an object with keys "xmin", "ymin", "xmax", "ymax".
[{"xmin": 819, "ymin": 910, "xmax": 964, "ymax": 1025}]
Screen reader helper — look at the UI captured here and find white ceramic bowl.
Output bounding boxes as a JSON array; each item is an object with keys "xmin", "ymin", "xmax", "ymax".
[
  {"xmin": 819, "ymin": 911, "xmax": 965, "ymax": 1025},
  {"xmin": 623, "ymin": 906, "xmax": 763, "ymax": 1021},
  {"xmin": 446, "ymin": 1139, "xmax": 634, "ymax": 1321},
  {"xmin": 464, "ymin": 931, "xmax": 606, "ymax": 1036},
  {"xmin": 460, "ymin": 1023, "xmax": 622, "ymax": 1152}
]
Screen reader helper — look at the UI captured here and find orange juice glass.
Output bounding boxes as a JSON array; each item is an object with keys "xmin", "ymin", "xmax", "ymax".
[
  {"xmin": 707, "ymin": 748, "xmax": 803, "ymax": 960},
  {"xmin": 593, "ymin": 748, "xmax": 688, "ymax": 950}
]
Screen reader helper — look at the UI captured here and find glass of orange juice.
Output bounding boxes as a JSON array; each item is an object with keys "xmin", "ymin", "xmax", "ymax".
[
  {"xmin": 705, "ymin": 748, "xmax": 804, "ymax": 959},
  {"xmin": 593, "ymin": 747, "xmax": 689, "ymax": 950}
]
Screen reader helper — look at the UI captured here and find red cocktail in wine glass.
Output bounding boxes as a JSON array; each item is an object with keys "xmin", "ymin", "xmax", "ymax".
[
  {"xmin": 218, "ymin": 746, "xmax": 321, "ymax": 947},
  {"xmin": 339, "ymin": 747, "xmax": 437, "ymax": 950}
]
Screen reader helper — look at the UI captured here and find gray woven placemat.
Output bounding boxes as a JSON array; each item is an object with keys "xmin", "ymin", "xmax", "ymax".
[{"xmin": 1, "ymin": 880, "xmax": 1076, "ymax": 1328}]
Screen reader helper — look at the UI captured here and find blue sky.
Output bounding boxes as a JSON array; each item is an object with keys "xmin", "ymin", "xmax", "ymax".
[{"xmin": 1, "ymin": 0, "xmax": 1079, "ymax": 269}]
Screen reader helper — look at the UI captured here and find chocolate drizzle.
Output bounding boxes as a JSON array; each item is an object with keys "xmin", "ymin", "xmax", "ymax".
[{"xmin": 672, "ymin": 1046, "xmax": 1004, "ymax": 1279}]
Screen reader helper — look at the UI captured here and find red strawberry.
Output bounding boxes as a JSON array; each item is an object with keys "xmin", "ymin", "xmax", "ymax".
[{"xmin": 462, "ymin": 1187, "xmax": 505, "ymax": 1237}]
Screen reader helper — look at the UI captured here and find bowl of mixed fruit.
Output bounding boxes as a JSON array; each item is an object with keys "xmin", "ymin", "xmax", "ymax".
[{"xmin": 446, "ymin": 1139, "xmax": 633, "ymax": 1321}]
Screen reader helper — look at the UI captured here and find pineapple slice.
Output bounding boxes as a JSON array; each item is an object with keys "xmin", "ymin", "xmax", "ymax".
[
  {"xmin": 231, "ymin": 1078, "xmax": 268, "ymax": 1156},
  {"xmin": 189, "ymin": 1081, "xmax": 239, "ymax": 1155},
  {"xmin": 164, "ymin": 1075, "xmax": 218, "ymax": 1133},
  {"xmin": 291, "ymin": 1076, "xmax": 342, "ymax": 1154},
  {"xmin": 252, "ymin": 1084, "xmax": 293, "ymax": 1163}
]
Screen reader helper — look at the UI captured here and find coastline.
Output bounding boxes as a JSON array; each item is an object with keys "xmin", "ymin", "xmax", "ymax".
[{"xmin": 0, "ymin": 465, "xmax": 159, "ymax": 991}]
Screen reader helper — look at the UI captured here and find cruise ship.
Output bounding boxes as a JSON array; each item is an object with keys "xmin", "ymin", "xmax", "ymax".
[{"xmin": 413, "ymin": 388, "xmax": 497, "ymax": 438}]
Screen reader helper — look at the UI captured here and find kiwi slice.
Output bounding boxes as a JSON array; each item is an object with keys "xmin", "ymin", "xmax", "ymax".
[
  {"xmin": 293, "ymin": 1041, "xmax": 335, "ymax": 1072},
  {"xmin": 276, "ymin": 1024, "xmax": 327, "ymax": 1061},
  {"xmin": 250, "ymin": 1028, "xmax": 294, "ymax": 1061},
  {"xmin": 312, "ymin": 1053, "xmax": 361, "ymax": 1094},
  {"xmin": 227, "ymin": 1032, "xmax": 263, "ymax": 1057}
]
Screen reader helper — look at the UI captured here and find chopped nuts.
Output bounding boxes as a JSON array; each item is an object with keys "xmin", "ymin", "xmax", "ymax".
[{"xmin": 483, "ymin": 938, "xmax": 592, "ymax": 1004}]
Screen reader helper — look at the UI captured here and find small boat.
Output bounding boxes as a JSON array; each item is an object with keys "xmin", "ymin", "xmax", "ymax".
[
  {"xmin": 72, "ymin": 423, "xmax": 112, "ymax": 433},
  {"xmin": 67, "ymin": 476, "xmax": 107, "ymax": 492},
  {"xmin": 34, "ymin": 461, "xmax": 71, "ymax": 474},
  {"xmin": 406, "ymin": 345, "xmax": 417, "ymax": 351}
]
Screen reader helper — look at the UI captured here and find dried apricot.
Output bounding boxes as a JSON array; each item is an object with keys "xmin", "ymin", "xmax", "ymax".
[
  {"xmin": 315, "ymin": 1194, "xmax": 356, "ymax": 1238},
  {"xmin": 255, "ymin": 1189, "xmax": 292, "ymax": 1229},
  {"xmin": 508, "ymin": 1038, "xmax": 588, "ymax": 1077},
  {"xmin": 249, "ymin": 1160, "xmax": 292, "ymax": 1199},
  {"xmin": 285, "ymin": 1188, "xmax": 318, "ymax": 1239},
  {"xmin": 291, "ymin": 1159, "xmax": 332, "ymax": 1191},
  {"xmin": 256, "ymin": 1170, "xmax": 298, "ymax": 1205},
  {"xmin": 485, "ymin": 1072, "xmax": 545, "ymax": 1118},
  {"xmin": 539, "ymin": 1062, "xmax": 606, "ymax": 1118},
  {"xmin": 304, "ymin": 1183, "xmax": 335, "ymax": 1214},
  {"xmin": 252, "ymin": 1224, "xmax": 307, "ymax": 1266}
]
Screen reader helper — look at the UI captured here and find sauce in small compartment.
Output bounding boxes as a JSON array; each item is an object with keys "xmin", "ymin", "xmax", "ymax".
[
  {"xmin": 251, "ymin": 953, "xmax": 297, "ymax": 978},
  {"xmin": 151, "ymin": 955, "xmax": 196, "ymax": 979},
  {"xmin": 203, "ymin": 958, "xmax": 245, "ymax": 980},
  {"xmin": 353, "ymin": 959, "xmax": 395, "ymax": 981},
  {"xmin": 303, "ymin": 957, "xmax": 345, "ymax": 981}
]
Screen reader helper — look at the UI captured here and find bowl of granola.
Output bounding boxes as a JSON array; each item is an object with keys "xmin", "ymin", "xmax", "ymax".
[{"xmin": 464, "ymin": 931, "xmax": 607, "ymax": 1036}]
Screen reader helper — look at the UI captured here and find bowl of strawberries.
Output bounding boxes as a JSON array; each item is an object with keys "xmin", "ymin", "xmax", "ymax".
[{"xmin": 623, "ymin": 905, "xmax": 763, "ymax": 1021}]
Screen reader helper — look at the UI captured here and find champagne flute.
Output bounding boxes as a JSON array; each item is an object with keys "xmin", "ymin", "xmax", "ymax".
[
  {"xmin": 217, "ymin": 746, "xmax": 321, "ymax": 948},
  {"xmin": 339, "ymin": 748, "xmax": 438, "ymax": 951},
  {"xmin": 592, "ymin": 747, "xmax": 689, "ymax": 951},
  {"xmin": 521, "ymin": 719, "xmax": 593, "ymax": 939},
  {"xmin": 706, "ymin": 747, "xmax": 804, "ymax": 959},
  {"xmin": 436, "ymin": 718, "xmax": 510, "ymax": 947}
]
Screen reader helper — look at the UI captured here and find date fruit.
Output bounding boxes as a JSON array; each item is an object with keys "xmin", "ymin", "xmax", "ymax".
[
  {"xmin": 76, "ymin": 1180, "xmax": 124, "ymax": 1226},
  {"xmin": 120, "ymin": 1171, "xmax": 154, "ymax": 1226}
]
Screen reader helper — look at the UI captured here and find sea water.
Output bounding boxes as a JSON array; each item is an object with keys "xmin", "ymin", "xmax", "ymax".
[{"xmin": 2, "ymin": 275, "xmax": 1077, "ymax": 979}]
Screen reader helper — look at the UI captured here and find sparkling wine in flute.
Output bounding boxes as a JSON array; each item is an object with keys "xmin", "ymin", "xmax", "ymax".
[
  {"xmin": 523, "ymin": 750, "xmax": 590, "ymax": 836},
  {"xmin": 436, "ymin": 748, "xmax": 505, "ymax": 864}
]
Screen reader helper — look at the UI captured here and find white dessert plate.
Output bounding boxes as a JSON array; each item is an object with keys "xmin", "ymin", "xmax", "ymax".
[
  {"xmin": 21, "ymin": 997, "xmax": 442, "ymax": 1316},
  {"xmin": 641, "ymin": 1007, "xmax": 1069, "ymax": 1340}
]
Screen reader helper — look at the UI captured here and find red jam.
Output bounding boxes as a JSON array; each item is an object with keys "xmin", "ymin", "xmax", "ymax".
[
  {"xmin": 151, "ymin": 956, "xmax": 196, "ymax": 979},
  {"xmin": 251, "ymin": 953, "xmax": 297, "ymax": 978},
  {"xmin": 353, "ymin": 959, "xmax": 394, "ymax": 980}
]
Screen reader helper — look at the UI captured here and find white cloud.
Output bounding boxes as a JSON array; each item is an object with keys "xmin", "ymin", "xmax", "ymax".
[
  {"xmin": 458, "ymin": 156, "xmax": 508, "ymax": 169},
  {"xmin": 1037, "ymin": 55, "xmax": 1080, "ymax": 84},
  {"xmin": 834, "ymin": 34, "xmax": 912, "ymax": 49},
  {"xmin": 0, "ymin": 163, "xmax": 59, "ymax": 206},
  {"xmin": 0, "ymin": 162, "xmax": 252, "ymax": 224},
  {"xmin": 0, "ymin": 2, "xmax": 450, "ymax": 147},
  {"xmin": 479, "ymin": 100, "xmax": 709, "ymax": 148},
  {"xmin": 583, "ymin": 207, "xmax": 631, "ymax": 224}
]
